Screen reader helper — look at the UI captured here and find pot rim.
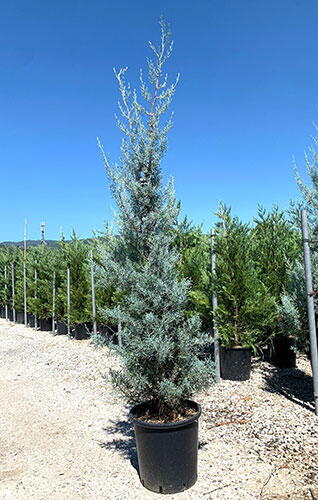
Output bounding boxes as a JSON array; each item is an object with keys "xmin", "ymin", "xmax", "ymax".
[
  {"xmin": 221, "ymin": 345, "xmax": 252, "ymax": 351},
  {"xmin": 129, "ymin": 399, "xmax": 201, "ymax": 429}
]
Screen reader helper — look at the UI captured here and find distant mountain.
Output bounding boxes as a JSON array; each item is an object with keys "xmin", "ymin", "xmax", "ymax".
[
  {"xmin": 0, "ymin": 240, "xmax": 60, "ymax": 248},
  {"xmin": 0, "ymin": 237, "xmax": 103, "ymax": 248}
]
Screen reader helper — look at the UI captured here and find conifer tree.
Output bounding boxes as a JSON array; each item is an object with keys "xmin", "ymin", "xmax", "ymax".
[
  {"xmin": 214, "ymin": 204, "xmax": 277, "ymax": 350},
  {"xmin": 97, "ymin": 20, "xmax": 213, "ymax": 420}
]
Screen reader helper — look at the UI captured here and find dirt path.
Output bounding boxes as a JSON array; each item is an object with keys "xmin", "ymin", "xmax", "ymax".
[{"xmin": 0, "ymin": 319, "xmax": 317, "ymax": 500}]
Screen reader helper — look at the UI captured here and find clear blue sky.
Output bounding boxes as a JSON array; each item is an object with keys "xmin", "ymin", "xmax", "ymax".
[{"xmin": 1, "ymin": 0, "xmax": 318, "ymax": 241}]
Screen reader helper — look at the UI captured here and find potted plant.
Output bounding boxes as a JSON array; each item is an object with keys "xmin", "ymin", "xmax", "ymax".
[
  {"xmin": 96, "ymin": 20, "xmax": 213, "ymax": 494},
  {"xmin": 214, "ymin": 205, "xmax": 277, "ymax": 381}
]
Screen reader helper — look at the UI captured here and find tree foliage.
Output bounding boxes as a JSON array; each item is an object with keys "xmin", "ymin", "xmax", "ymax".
[{"xmin": 96, "ymin": 20, "xmax": 214, "ymax": 419}]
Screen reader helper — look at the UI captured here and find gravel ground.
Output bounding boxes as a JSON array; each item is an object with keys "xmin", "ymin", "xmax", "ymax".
[{"xmin": 0, "ymin": 319, "xmax": 318, "ymax": 500}]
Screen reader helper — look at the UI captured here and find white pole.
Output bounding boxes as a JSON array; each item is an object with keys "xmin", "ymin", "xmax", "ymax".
[
  {"xmin": 23, "ymin": 218, "xmax": 27, "ymax": 326},
  {"xmin": 52, "ymin": 271, "xmax": 56, "ymax": 333},
  {"xmin": 211, "ymin": 231, "xmax": 221, "ymax": 383},
  {"xmin": 4, "ymin": 265, "xmax": 8, "ymax": 321},
  {"xmin": 34, "ymin": 268, "xmax": 38, "ymax": 330},
  {"xmin": 12, "ymin": 263, "xmax": 16, "ymax": 322},
  {"xmin": 90, "ymin": 250, "xmax": 97, "ymax": 336},
  {"xmin": 301, "ymin": 209, "xmax": 318, "ymax": 416},
  {"xmin": 67, "ymin": 268, "xmax": 70, "ymax": 336}
]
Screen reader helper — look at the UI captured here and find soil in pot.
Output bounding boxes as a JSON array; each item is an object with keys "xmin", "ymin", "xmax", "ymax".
[
  {"xmin": 130, "ymin": 400, "xmax": 201, "ymax": 494},
  {"xmin": 270, "ymin": 335, "xmax": 296, "ymax": 368},
  {"xmin": 72, "ymin": 323, "xmax": 90, "ymax": 340},
  {"xmin": 39, "ymin": 318, "xmax": 52, "ymax": 332},
  {"xmin": 220, "ymin": 346, "xmax": 251, "ymax": 381}
]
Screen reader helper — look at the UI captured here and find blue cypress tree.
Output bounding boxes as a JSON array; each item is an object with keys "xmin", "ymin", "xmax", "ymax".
[{"xmin": 97, "ymin": 20, "xmax": 213, "ymax": 420}]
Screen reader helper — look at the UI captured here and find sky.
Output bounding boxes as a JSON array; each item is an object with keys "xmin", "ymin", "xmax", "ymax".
[{"xmin": 1, "ymin": 0, "xmax": 318, "ymax": 241}]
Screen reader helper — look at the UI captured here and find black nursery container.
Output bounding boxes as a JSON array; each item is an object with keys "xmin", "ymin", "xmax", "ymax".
[
  {"xmin": 220, "ymin": 346, "xmax": 251, "ymax": 381},
  {"xmin": 39, "ymin": 318, "xmax": 52, "ymax": 331},
  {"xmin": 56, "ymin": 321, "xmax": 68, "ymax": 335},
  {"xmin": 130, "ymin": 400, "xmax": 201, "ymax": 494},
  {"xmin": 8, "ymin": 308, "xmax": 14, "ymax": 321},
  {"xmin": 270, "ymin": 335, "xmax": 296, "ymax": 368},
  {"xmin": 16, "ymin": 311, "xmax": 25, "ymax": 324},
  {"xmin": 72, "ymin": 323, "xmax": 90, "ymax": 340},
  {"xmin": 28, "ymin": 314, "xmax": 35, "ymax": 328}
]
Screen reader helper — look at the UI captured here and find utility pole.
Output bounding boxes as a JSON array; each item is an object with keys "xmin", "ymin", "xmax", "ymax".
[
  {"xmin": 40, "ymin": 221, "xmax": 45, "ymax": 244},
  {"xmin": 301, "ymin": 209, "xmax": 318, "ymax": 416},
  {"xmin": 90, "ymin": 250, "xmax": 97, "ymax": 336},
  {"xmin": 211, "ymin": 230, "xmax": 221, "ymax": 383}
]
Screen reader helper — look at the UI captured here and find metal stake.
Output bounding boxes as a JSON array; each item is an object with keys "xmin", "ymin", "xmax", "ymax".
[
  {"xmin": 52, "ymin": 271, "xmax": 56, "ymax": 333},
  {"xmin": 34, "ymin": 268, "xmax": 38, "ymax": 330},
  {"xmin": 11, "ymin": 263, "xmax": 15, "ymax": 322},
  {"xmin": 4, "ymin": 265, "xmax": 8, "ymax": 321},
  {"xmin": 67, "ymin": 268, "xmax": 70, "ymax": 336},
  {"xmin": 211, "ymin": 231, "xmax": 221, "ymax": 383},
  {"xmin": 23, "ymin": 262, "xmax": 27, "ymax": 326},
  {"xmin": 90, "ymin": 250, "xmax": 97, "ymax": 336},
  {"xmin": 301, "ymin": 209, "xmax": 318, "ymax": 415}
]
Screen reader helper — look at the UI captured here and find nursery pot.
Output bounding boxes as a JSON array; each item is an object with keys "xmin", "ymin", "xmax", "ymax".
[
  {"xmin": 56, "ymin": 321, "xmax": 68, "ymax": 335},
  {"xmin": 16, "ymin": 311, "xmax": 25, "ymax": 324},
  {"xmin": 39, "ymin": 318, "xmax": 52, "ymax": 332},
  {"xmin": 8, "ymin": 308, "xmax": 14, "ymax": 321},
  {"xmin": 220, "ymin": 346, "xmax": 251, "ymax": 381},
  {"xmin": 270, "ymin": 335, "xmax": 296, "ymax": 368},
  {"xmin": 28, "ymin": 314, "xmax": 35, "ymax": 328},
  {"xmin": 72, "ymin": 323, "xmax": 89, "ymax": 340},
  {"xmin": 130, "ymin": 400, "xmax": 201, "ymax": 494}
]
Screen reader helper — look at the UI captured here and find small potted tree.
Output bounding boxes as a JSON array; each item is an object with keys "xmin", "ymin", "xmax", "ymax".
[
  {"xmin": 214, "ymin": 205, "xmax": 277, "ymax": 381},
  {"xmin": 97, "ymin": 20, "xmax": 213, "ymax": 494}
]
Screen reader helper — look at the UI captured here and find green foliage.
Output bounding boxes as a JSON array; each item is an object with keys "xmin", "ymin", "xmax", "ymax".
[
  {"xmin": 251, "ymin": 205, "xmax": 301, "ymax": 302},
  {"xmin": 214, "ymin": 204, "xmax": 277, "ymax": 350},
  {"xmin": 96, "ymin": 21, "xmax": 214, "ymax": 419},
  {"xmin": 58, "ymin": 231, "xmax": 91, "ymax": 326},
  {"xmin": 175, "ymin": 218, "xmax": 212, "ymax": 330},
  {"xmin": 28, "ymin": 244, "xmax": 56, "ymax": 318}
]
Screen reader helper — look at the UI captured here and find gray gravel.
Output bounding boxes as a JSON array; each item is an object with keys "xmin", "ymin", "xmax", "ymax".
[{"xmin": 0, "ymin": 319, "xmax": 317, "ymax": 499}]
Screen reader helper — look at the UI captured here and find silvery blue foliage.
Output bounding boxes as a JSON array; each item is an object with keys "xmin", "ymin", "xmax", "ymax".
[
  {"xmin": 279, "ymin": 255, "xmax": 318, "ymax": 352},
  {"xmin": 96, "ymin": 20, "xmax": 214, "ymax": 417}
]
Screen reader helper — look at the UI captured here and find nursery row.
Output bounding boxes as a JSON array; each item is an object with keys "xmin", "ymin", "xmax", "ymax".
[{"xmin": 0, "ymin": 204, "xmax": 310, "ymax": 359}]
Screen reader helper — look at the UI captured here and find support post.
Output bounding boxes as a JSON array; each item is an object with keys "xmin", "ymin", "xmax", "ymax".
[
  {"xmin": 4, "ymin": 265, "xmax": 8, "ymax": 321},
  {"xmin": 67, "ymin": 267, "xmax": 70, "ymax": 336},
  {"xmin": 211, "ymin": 231, "xmax": 221, "ymax": 383},
  {"xmin": 90, "ymin": 250, "xmax": 97, "ymax": 336},
  {"xmin": 12, "ymin": 263, "xmax": 15, "ymax": 322},
  {"xmin": 23, "ymin": 218, "xmax": 27, "ymax": 326},
  {"xmin": 34, "ymin": 268, "xmax": 38, "ymax": 330},
  {"xmin": 52, "ymin": 271, "xmax": 56, "ymax": 333},
  {"xmin": 23, "ymin": 262, "xmax": 27, "ymax": 326},
  {"xmin": 301, "ymin": 209, "xmax": 318, "ymax": 416}
]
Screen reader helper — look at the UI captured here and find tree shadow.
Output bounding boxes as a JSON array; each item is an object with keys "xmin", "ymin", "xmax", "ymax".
[
  {"xmin": 98, "ymin": 418, "xmax": 139, "ymax": 473},
  {"xmin": 263, "ymin": 363, "xmax": 315, "ymax": 413}
]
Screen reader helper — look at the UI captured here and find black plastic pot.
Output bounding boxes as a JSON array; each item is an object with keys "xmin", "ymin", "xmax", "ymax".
[
  {"xmin": 130, "ymin": 400, "xmax": 201, "ymax": 494},
  {"xmin": 56, "ymin": 321, "xmax": 68, "ymax": 335},
  {"xmin": 16, "ymin": 311, "xmax": 25, "ymax": 324},
  {"xmin": 72, "ymin": 323, "xmax": 90, "ymax": 340},
  {"xmin": 270, "ymin": 335, "xmax": 296, "ymax": 368},
  {"xmin": 28, "ymin": 314, "xmax": 35, "ymax": 328},
  {"xmin": 39, "ymin": 318, "xmax": 52, "ymax": 331},
  {"xmin": 8, "ymin": 308, "xmax": 14, "ymax": 321},
  {"xmin": 220, "ymin": 346, "xmax": 251, "ymax": 381}
]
